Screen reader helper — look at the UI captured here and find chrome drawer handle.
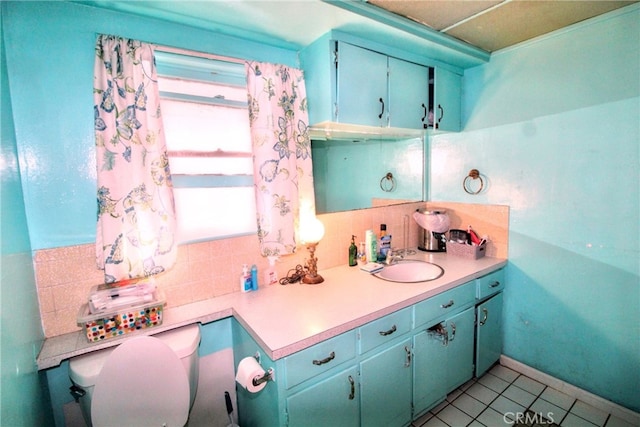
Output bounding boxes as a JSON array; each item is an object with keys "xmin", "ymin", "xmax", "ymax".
[
  {"xmin": 441, "ymin": 300, "xmax": 454, "ymax": 309},
  {"xmin": 489, "ymin": 281, "xmax": 501, "ymax": 288},
  {"xmin": 480, "ymin": 308, "xmax": 488, "ymax": 326},
  {"xmin": 348, "ymin": 375, "xmax": 355, "ymax": 400},
  {"xmin": 379, "ymin": 325, "xmax": 397, "ymax": 336},
  {"xmin": 312, "ymin": 351, "xmax": 335, "ymax": 366}
]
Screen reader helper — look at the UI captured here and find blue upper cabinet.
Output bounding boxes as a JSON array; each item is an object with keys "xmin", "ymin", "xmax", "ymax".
[
  {"xmin": 433, "ymin": 68, "xmax": 462, "ymax": 132},
  {"xmin": 300, "ymin": 33, "xmax": 461, "ymax": 132},
  {"xmin": 336, "ymin": 42, "xmax": 389, "ymax": 127},
  {"xmin": 388, "ymin": 57, "xmax": 430, "ymax": 129}
]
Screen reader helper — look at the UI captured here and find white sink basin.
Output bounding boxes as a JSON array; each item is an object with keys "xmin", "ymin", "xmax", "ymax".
[{"xmin": 373, "ymin": 260, "xmax": 444, "ymax": 283}]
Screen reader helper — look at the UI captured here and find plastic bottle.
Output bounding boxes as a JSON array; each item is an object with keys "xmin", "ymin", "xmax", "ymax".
[
  {"xmin": 359, "ymin": 242, "xmax": 366, "ymax": 264},
  {"xmin": 378, "ymin": 224, "xmax": 392, "ymax": 261},
  {"xmin": 264, "ymin": 256, "xmax": 279, "ymax": 285},
  {"xmin": 251, "ymin": 264, "xmax": 259, "ymax": 291},
  {"xmin": 240, "ymin": 264, "xmax": 251, "ymax": 293},
  {"xmin": 365, "ymin": 229, "xmax": 378, "ymax": 263},
  {"xmin": 349, "ymin": 235, "xmax": 358, "ymax": 267}
]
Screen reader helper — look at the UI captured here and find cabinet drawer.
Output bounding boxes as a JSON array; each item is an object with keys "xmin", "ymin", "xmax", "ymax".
[
  {"xmin": 284, "ymin": 330, "xmax": 357, "ymax": 389},
  {"xmin": 476, "ymin": 269, "xmax": 505, "ymax": 300},
  {"xmin": 359, "ymin": 307, "xmax": 412, "ymax": 354},
  {"xmin": 414, "ymin": 282, "xmax": 475, "ymax": 328}
]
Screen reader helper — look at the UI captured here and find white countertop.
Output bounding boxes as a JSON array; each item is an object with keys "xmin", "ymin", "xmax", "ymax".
[{"xmin": 37, "ymin": 251, "xmax": 506, "ymax": 370}]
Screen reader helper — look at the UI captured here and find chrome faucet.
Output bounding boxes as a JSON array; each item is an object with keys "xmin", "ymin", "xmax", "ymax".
[{"xmin": 384, "ymin": 248, "xmax": 404, "ymax": 265}]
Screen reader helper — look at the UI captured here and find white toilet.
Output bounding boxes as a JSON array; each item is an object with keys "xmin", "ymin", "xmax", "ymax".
[{"xmin": 69, "ymin": 323, "xmax": 201, "ymax": 427}]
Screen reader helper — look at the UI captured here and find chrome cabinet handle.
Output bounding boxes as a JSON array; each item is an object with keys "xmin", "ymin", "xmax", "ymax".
[
  {"xmin": 441, "ymin": 300, "xmax": 454, "ymax": 309},
  {"xmin": 489, "ymin": 281, "xmax": 501, "ymax": 288},
  {"xmin": 404, "ymin": 346, "xmax": 412, "ymax": 367},
  {"xmin": 379, "ymin": 325, "xmax": 397, "ymax": 336},
  {"xmin": 480, "ymin": 308, "xmax": 488, "ymax": 326},
  {"xmin": 449, "ymin": 322, "xmax": 456, "ymax": 342},
  {"xmin": 437, "ymin": 104, "xmax": 444, "ymax": 123},
  {"xmin": 312, "ymin": 351, "xmax": 335, "ymax": 366},
  {"xmin": 421, "ymin": 103, "xmax": 427, "ymax": 124},
  {"xmin": 378, "ymin": 97, "xmax": 385, "ymax": 119},
  {"xmin": 348, "ymin": 375, "xmax": 355, "ymax": 400}
]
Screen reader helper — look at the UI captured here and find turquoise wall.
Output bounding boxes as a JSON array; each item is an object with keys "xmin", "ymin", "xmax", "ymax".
[
  {"xmin": 430, "ymin": 6, "xmax": 639, "ymax": 411},
  {"xmin": 0, "ymin": 9, "xmax": 54, "ymax": 426},
  {"xmin": 2, "ymin": 1, "xmax": 298, "ymax": 251}
]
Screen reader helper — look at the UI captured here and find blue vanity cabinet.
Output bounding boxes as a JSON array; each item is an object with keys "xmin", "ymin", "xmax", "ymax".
[
  {"xmin": 432, "ymin": 67, "xmax": 462, "ymax": 132},
  {"xmin": 413, "ymin": 307, "xmax": 475, "ymax": 416},
  {"xmin": 360, "ymin": 338, "xmax": 413, "ymax": 427},
  {"xmin": 475, "ymin": 268, "xmax": 505, "ymax": 377},
  {"xmin": 358, "ymin": 308, "xmax": 413, "ymax": 427},
  {"xmin": 286, "ymin": 365, "xmax": 360, "ymax": 427},
  {"xmin": 412, "ymin": 282, "xmax": 476, "ymax": 416}
]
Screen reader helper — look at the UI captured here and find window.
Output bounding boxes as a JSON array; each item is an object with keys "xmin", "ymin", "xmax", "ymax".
[{"xmin": 155, "ymin": 49, "xmax": 256, "ymax": 243}]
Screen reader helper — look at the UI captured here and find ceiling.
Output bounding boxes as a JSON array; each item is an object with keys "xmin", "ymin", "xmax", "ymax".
[
  {"xmin": 367, "ymin": 0, "xmax": 638, "ymax": 51},
  {"xmin": 78, "ymin": 0, "xmax": 638, "ymax": 64}
]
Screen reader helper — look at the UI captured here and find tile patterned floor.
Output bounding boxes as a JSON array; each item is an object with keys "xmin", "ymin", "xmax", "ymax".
[{"xmin": 412, "ymin": 364, "xmax": 637, "ymax": 427}]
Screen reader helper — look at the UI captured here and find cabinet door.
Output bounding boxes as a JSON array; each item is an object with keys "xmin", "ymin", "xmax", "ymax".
[
  {"xmin": 388, "ymin": 57, "xmax": 430, "ymax": 129},
  {"xmin": 360, "ymin": 339, "xmax": 412, "ymax": 427},
  {"xmin": 446, "ymin": 307, "xmax": 475, "ymax": 390},
  {"xmin": 433, "ymin": 68, "xmax": 462, "ymax": 132},
  {"xmin": 413, "ymin": 326, "xmax": 448, "ymax": 416},
  {"xmin": 287, "ymin": 365, "xmax": 359, "ymax": 427},
  {"xmin": 336, "ymin": 42, "xmax": 388, "ymax": 127},
  {"xmin": 476, "ymin": 292, "xmax": 503, "ymax": 377}
]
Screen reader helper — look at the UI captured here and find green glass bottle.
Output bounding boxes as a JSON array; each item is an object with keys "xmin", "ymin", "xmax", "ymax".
[{"xmin": 349, "ymin": 235, "xmax": 358, "ymax": 267}]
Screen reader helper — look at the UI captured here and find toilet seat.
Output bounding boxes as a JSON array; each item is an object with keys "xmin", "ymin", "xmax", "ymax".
[{"xmin": 91, "ymin": 335, "xmax": 190, "ymax": 427}]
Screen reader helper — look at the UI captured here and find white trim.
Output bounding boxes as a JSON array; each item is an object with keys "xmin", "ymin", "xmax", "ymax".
[{"xmin": 500, "ymin": 355, "xmax": 640, "ymax": 426}]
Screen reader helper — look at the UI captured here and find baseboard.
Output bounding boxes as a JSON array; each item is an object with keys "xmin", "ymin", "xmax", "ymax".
[{"xmin": 500, "ymin": 355, "xmax": 640, "ymax": 426}]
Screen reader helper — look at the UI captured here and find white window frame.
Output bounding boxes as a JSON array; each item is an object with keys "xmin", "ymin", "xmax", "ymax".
[{"xmin": 155, "ymin": 47, "xmax": 256, "ymax": 243}]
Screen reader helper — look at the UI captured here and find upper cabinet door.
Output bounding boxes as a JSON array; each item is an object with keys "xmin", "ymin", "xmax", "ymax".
[
  {"xmin": 336, "ymin": 42, "xmax": 388, "ymax": 127},
  {"xmin": 434, "ymin": 67, "xmax": 462, "ymax": 132},
  {"xmin": 388, "ymin": 57, "xmax": 430, "ymax": 129}
]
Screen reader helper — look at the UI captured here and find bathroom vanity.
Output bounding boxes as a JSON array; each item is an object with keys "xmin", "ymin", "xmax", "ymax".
[{"xmin": 229, "ymin": 254, "xmax": 505, "ymax": 427}]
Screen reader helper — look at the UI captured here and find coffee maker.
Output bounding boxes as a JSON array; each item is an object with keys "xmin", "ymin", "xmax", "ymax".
[{"xmin": 414, "ymin": 209, "xmax": 449, "ymax": 252}]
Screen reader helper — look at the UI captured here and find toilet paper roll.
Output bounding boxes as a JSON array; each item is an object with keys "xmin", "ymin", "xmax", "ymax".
[{"xmin": 235, "ymin": 357, "xmax": 267, "ymax": 393}]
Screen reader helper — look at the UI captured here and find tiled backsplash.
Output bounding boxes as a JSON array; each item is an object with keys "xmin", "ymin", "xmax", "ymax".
[{"xmin": 34, "ymin": 202, "xmax": 509, "ymax": 337}]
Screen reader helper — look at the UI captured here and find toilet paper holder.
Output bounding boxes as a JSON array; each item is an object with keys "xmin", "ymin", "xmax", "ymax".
[{"xmin": 252, "ymin": 352, "xmax": 274, "ymax": 387}]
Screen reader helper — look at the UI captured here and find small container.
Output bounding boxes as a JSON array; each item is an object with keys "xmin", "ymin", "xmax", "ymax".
[
  {"xmin": 77, "ymin": 290, "xmax": 165, "ymax": 343},
  {"xmin": 251, "ymin": 264, "xmax": 259, "ymax": 290},
  {"xmin": 446, "ymin": 241, "xmax": 486, "ymax": 260},
  {"xmin": 264, "ymin": 256, "xmax": 279, "ymax": 285},
  {"xmin": 240, "ymin": 264, "xmax": 251, "ymax": 293},
  {"xmin": 358, "ymin": 242, "xmax": 366, "ymax": 264}
]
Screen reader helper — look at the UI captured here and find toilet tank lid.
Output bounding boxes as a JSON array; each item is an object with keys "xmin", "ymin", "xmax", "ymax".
[{"xmin": 69, "ymin": 323, "xmax": 200, "ymax": 387}]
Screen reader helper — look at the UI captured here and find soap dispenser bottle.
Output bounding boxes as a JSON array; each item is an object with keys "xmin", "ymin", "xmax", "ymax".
[
  {"xmin": 264, "ymin": 256, "xmax": 279, "ymax": 285},
  {"xmin": 348, "ymin": 235, "xmax": 358, "ymax": 267}
]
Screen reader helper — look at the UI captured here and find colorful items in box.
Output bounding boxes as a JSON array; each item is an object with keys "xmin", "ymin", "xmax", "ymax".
[{"xmin": 84, "ymin": 305, "xmax": 163, "ymax": 342}]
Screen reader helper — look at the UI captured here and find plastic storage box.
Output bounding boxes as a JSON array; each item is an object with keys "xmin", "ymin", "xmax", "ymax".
[
  {"xmin": 446, "ymin": 241, "xmax": 486, "ymax": 260},
  {"xmin": 78, "ymin": 284, "xmax": 165, "ymax": 343}
]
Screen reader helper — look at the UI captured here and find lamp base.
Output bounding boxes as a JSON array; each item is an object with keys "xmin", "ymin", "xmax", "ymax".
[{"xmin": 302, "ymin": 274, "xmax": 324, "ymax": 284}]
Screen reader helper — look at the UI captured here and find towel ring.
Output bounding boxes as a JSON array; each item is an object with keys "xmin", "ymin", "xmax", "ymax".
[
  {"xmin": 380, "ymin": 172, "xmax": 396, "ymax": 192},
  {"xmin": 463, "ymin": 169, "xmax": 484, "ymax": 195}
]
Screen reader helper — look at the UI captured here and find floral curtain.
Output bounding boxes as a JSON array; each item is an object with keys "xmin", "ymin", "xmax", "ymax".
[
  {"xmin": 94, "ymin": 35, "xmax": 177, "ymax": 283},
  {"xmin": 245, "ymin": 61, "xmax": 316, "ymax": 256}
]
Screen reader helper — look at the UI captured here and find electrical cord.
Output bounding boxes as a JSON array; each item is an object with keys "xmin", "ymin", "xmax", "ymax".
[{"xmin": 279, "ymin": 265, "xmax": 307, "ymax": 285}]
